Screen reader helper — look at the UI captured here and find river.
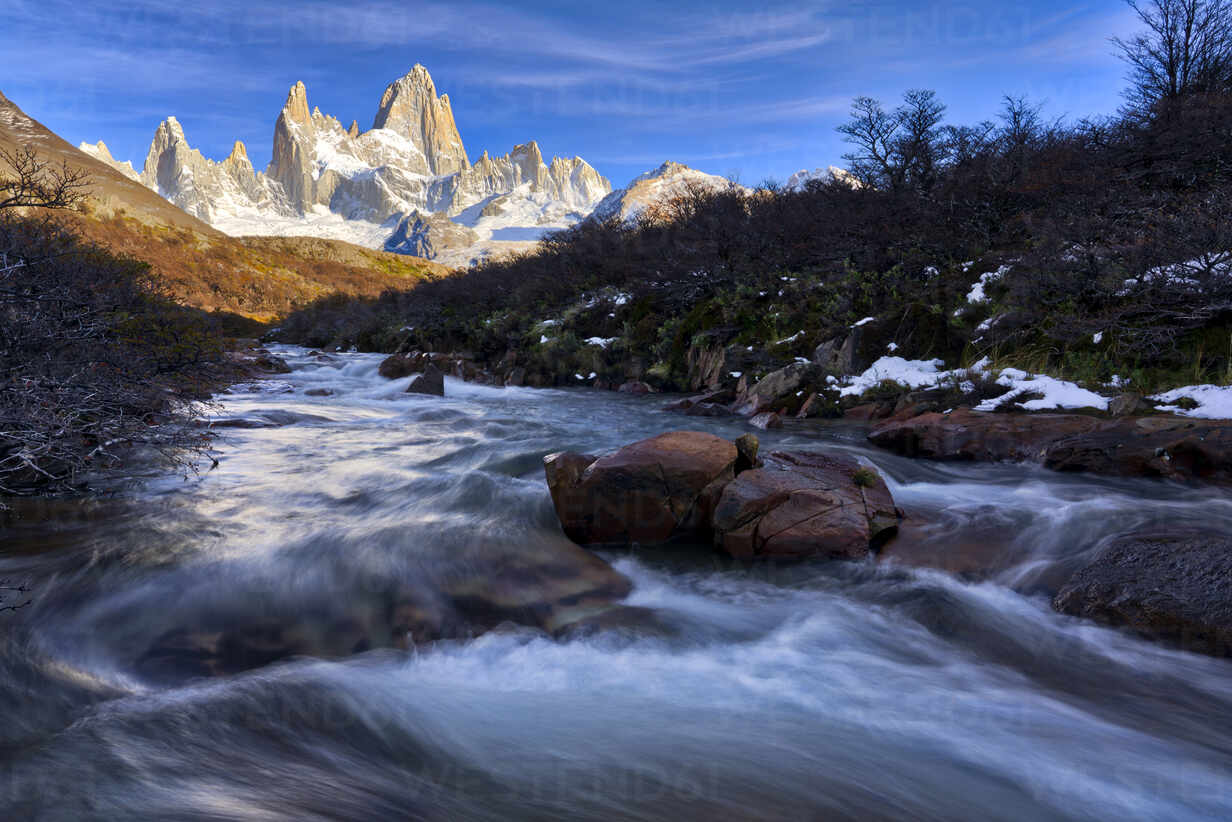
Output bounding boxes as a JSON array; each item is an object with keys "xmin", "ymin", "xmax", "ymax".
[{"xmin": 1, "ymin": 346, "xmax": 1230, "ymax": 820}]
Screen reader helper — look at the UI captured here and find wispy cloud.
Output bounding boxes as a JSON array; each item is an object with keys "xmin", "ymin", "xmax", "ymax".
[{"xmin": 0, "ymin": 0, "xmax": 1133, "ymax": 184}]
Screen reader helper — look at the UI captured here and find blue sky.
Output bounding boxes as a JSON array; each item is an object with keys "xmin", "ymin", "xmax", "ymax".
[{"xmin": 3, "ymin": 0, "xmax": 1140, "ymax": 188}]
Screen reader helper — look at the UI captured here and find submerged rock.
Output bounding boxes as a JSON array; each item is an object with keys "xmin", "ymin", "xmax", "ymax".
[
  {"xmin": 1054, "ymin": 533, "xmax": 1232, "ymax": 657},
  {"xmin": 252, "ymin": 351, "xmax": 292, "ymax": 374},
  {"xmin": 406, "ymin": 363, "xmax": 445, "ymax": 396},
  {"xmin": 749, "ymin": 411, "xmax": 784, "ymax": 430},
  {"xmin": 544, "ymin": 431, "xmax": 737, "ymax": 545},
  {"xmin": 712, "ymin": 451, "xmax": 901, "ymax": 560},
  {"xmin": 379, "ymin": 351, "xmax": 432, "ymax": 379},
  {"xmin": 138, "ymin": 534, "xmax": 634, "ymax": 682}
]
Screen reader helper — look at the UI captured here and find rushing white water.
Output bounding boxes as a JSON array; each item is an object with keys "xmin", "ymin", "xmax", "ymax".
[{"xmin": 1, "ymin": 346, "xmax": 1231, "ymax": 820}]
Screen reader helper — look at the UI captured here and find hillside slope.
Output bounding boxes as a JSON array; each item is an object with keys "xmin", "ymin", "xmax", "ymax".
[{"xmin": 1, "ymin": 90, "xmax": 450, "ymax": 321}]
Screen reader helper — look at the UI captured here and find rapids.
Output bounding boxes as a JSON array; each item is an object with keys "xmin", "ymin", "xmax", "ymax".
[{"xmin": 1, "ymin": 346, "xmax": 1230, "ymax": 821}]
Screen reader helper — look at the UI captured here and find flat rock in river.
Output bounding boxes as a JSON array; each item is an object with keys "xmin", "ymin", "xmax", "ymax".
[
  {"xmin": 1053, "ymin": 533, "xmax": 1232, "ymax": 657},
  {"xmin": 869, "ymin": 408, "xmax": 1232, "ymax": 484}
]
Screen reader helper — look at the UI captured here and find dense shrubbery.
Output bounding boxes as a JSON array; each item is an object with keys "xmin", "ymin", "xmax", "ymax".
[
  {"xmin": 275, "ymin": 87, "xmax": 1232, "ymax": 393},
  {"xmin": 1, "ymin": 150, "xmax": 236, "ymax": 494},
  {"xmin": 275, "ymin": 3, "xmax": 1232, "ymax": 392}
]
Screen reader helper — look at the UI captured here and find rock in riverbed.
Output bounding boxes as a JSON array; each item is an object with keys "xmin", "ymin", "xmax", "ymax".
[
  {"xmin": 712, "ymin": 451, "xmax": 901, "ymax": 560},
  {"xmin": 869, "ymin": 408, "xmax": 1232, "ymax": 484},
  {"xmin": 406, "ymin": 363, "xmax": 445, "ymax": 396},
  {"xmin": 1054, "ymin": 533, "xmax": 1232, "ymax": 657},
  {"xmin": 138, "ymin": 535, "xmax": 634, "ymax": 682},
  {"xmin": 544, "ymin": 430, "xmax": 901, "ymax": 559},
  {"xmin": 544, "ymin": 431, "xmax": 737, "ymax": 545}
]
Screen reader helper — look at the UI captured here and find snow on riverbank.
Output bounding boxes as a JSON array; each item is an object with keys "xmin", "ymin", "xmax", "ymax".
[
  {"xmin": 1152, "ymin": 384, "xmax": 1232, "ymax": 419},
  {"xmin": 839, "ymin": 356, "xmax": 1111, "ymax": 412}
]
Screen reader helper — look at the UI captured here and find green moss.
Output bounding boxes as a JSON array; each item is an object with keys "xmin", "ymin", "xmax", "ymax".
[{"xmin": 852, "ymin": 467, "xmax": 879, "ymax": 488}]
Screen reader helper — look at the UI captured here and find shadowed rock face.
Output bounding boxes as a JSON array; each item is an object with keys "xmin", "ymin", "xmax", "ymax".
[
  {"xmin": 545, "ymin": 431, "xmax": 738, "ymax": 545},
  {"xmin": 1054, "ymin": 533, "xmax": 1232, "ymax": 657},
  {"xmin": 712, "ymin": 451, "xmax": 900, "ymax": 560},
  {"xmin": 869, "ymin": 408, "xmax": 1232, "ymax": 484},
  {"xmin": 406, "ymin": 364, "xmax": 445, "ymax": 396}
]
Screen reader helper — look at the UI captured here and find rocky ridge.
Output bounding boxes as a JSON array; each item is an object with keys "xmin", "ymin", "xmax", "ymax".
[{"xmin": 84, "ymin": 65, "xmax": 614, "ymax": 264}]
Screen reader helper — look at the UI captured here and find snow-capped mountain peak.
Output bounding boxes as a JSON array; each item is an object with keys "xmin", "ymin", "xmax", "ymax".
[
  {"xmin": 592, "ymin": 161, "xmax": 742, "ymax": 224},
  {"xmin": 94, "ymin": 65, "xmax": 613, "ymax": 265}
]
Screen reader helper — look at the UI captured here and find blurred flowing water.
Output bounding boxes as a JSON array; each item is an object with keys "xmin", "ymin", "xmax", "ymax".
[{"xmin": 1, "ymin": 346, "xmax": 1231, "ymax": 821}]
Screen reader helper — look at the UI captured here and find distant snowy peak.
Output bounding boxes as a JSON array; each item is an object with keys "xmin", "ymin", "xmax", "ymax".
[
  {"xmin": 371, "ymin": 64, "xmax": 469, "ymax": 176},
  {"xmin": 785, "ymin": 166, "xmax": 860, "ymax": 191},
  {"xmin": 77, "ymin": 140, "xmax": 140, "ymax": 181},
  {"xmin": 139, "ymin": 116, "xmax": 282, "ymax": 223},
  {"xmin": 101, "ymin": 64, "xmax": 612, "ymax": 262},
  {"xmin": 592, "ymin": 161, "xmax": 741, "ymax": 224}
]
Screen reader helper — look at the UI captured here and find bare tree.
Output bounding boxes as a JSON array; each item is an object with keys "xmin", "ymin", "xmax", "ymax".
[
  {"xmin": 0, "ymin": 150, "xmax": 220, "ymax": 495},
  {"xmin": 1114, "ymin": 0, "xmax": 1232, "ymax": 111},
  {"xmin": 895, "ymin": 89, "xmax": 947, "ymax": 191},
  {"xmin": 839, "ymin": 91, "xmax": 947, "ymax": 192},
  {"xmin": 838, "ymin": 96, "xmax": 901, "ymax": 189}
]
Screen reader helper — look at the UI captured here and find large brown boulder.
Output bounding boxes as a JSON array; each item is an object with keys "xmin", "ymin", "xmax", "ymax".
[
  {"xmin": 1054, "ymin": 533, "xmax": 1232, "ymax": 657},
  {"xmin": 712, "ymin": 451, "xmax": 901, "ymax": 560},
  {"xmin": 544, "ymin": 431, "xmax": 738, "ymax": 545},
  {"xmin": 870, "ymin": 409, "xmax": 1232, "ymax": 484}
]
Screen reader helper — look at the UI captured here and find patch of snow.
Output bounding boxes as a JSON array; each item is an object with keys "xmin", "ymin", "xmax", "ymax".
[
  {"xmin": 975, "ymin": 368, "xmax": 1108, "ymax": 412},
  {"xmin": 730, "ymin": 371, "xmax": 743, "ymax": 378},
  {"xmin": 1118, "ymin": 251, "xmax": 1232, "ymax": 295},
  {"xmin": 966, "ymin": 265, "xmax": 1010, "ymax": 304},
  {"xmin": 839, "ymin": 357, "xmax": 947, "ymax": 397},
  {"xmin": 853, "ymin": 317, "xmax": 876, "ymax": 327},
  {"xmin": 584, "ymin": 336, "xmax": 617, "ymax": 348},
  {"xmin": 886, "ymin": 342, "xmax": 899, "ymax": 352},
  {"xmin": 775, "ymin": 330, "xmax": 804, "ymax": 345},
  {"xmin": 1093, "ymin": 331, "xmax": 1104, "ymax": 344},
  {"xmin": 1151, "ymin": 385, "xmax": 1232, "ymax": 419},
  {"xmin": 841, "ymin": 354, "xmax": 1109, "ymax": 412},
  {"xmin": 539, "ymin": 335, "xmax": 551, "ymax": 344}
]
